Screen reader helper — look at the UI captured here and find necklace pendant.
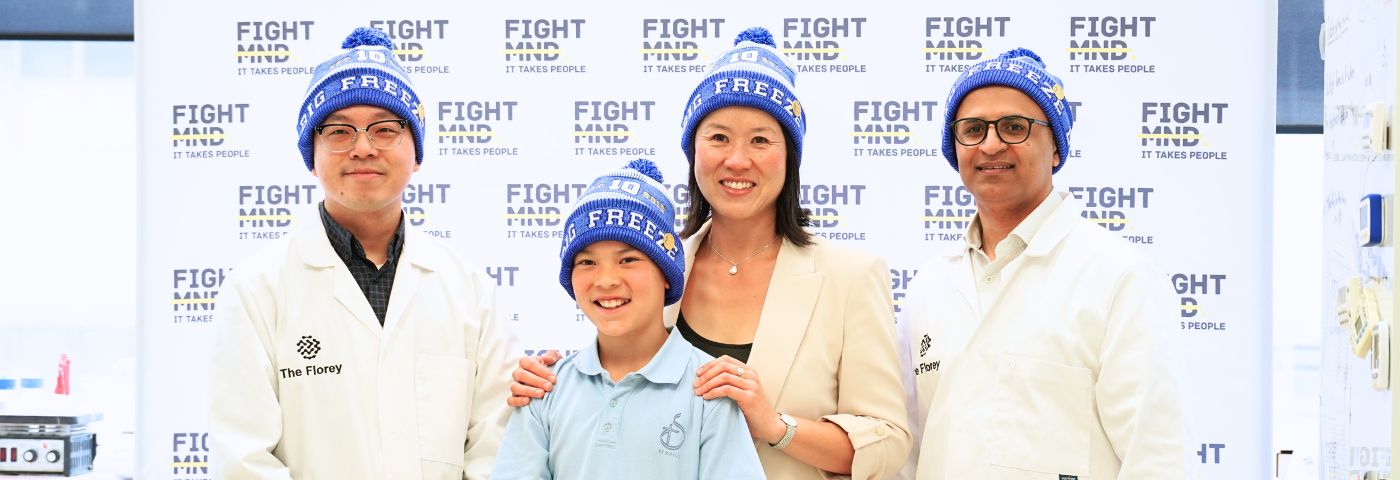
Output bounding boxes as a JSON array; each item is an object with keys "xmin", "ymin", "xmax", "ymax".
[{"xmin": 728, "ymin": 265, "xmax": 738, "ymax": 275}]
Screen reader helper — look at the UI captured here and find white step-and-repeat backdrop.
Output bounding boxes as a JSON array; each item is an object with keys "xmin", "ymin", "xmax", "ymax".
[{"xmin": 138, "ymin": 2, "xmax": 1275, "ymax": 478}]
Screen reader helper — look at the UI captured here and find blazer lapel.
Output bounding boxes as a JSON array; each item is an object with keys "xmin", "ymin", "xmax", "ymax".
[
  {"xmin": 748, "ymin": 237, "xmax": 822, "ymax": 407},
  {"xmin": 661, "ymin": 222, "xmax": 822, "ymax": 405}
]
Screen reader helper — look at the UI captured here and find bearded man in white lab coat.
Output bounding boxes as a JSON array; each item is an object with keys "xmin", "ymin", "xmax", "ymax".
[
  {"xmin": 209, "ymin": 27, "xmax": 516, "ymax": 480},
  {"xmin": 901, "ymin": 48, "xmax": 1186, "ymax": 480}
]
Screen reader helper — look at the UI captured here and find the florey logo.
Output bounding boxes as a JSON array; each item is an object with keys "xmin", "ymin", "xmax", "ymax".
[{"xmin": 296, "ymin": 335, "xmax": 321, "ymax": 360}]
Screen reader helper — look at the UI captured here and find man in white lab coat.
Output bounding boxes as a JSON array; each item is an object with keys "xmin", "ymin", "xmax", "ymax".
[
  {"xmin": 902, "ymin": 48, "xmax": 1186, "ymax": 479},
  {"xmin": 209, "ymin": 27, "xmax": 516, "ymax": 480}
]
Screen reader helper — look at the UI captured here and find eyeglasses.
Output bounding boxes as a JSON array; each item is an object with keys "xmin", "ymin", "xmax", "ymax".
[
  {"xmin": 951, "ymin": 115, "xmax": 1050, "ymax": 146},
  {"xmin": 314, "ymin": 119, "xmax": 409, "ymax": 153}
]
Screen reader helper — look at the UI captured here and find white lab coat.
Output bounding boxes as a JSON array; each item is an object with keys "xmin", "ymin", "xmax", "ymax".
[
  {"xmin": 209, "ymin": 212, "xmax": 517, "ymax": 480},
  {"xmin": 902, "ymin": 195, "xmax": 1185, "ymax": 480}
]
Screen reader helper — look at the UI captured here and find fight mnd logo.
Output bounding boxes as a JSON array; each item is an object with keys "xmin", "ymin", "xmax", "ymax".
[
  {"xmin": 1138, "ymin": 102, "xmax": 1231, "ymax": 161},
  {"xmin": 1067, "ymin": 186, "xmax": 1156, "ymax": 245},
  {"xmin": 800, "ymin": 184, "xmax": 869, "ymax": 242},
  {"xmin": 434, "ymin": 100, "xmax": 520, "ymax": 158},
  {"xmin": 572, "ymin": 100, "xmax": 659, "ymax": 159},
  {"xmin": 850, "ymin": 100, "xmax": 939, "ymax": 159},
  {"xmin": 170, "ymin": 103, "xmax": 251, "ymax": 160},
  {"xmin": 639, "ymin": 18, "xmax": 726, "ymax": 73},
  {"xmin": 367, "ymin": 19, "xmax": 452, "ymax": 74},
  {"xmin": 401, "ymin": 183, "xmax": 454, "ymax": 239},
  {"xmin": 922, "ymin": 16, "xmax": 1010, "ymax": 72},
  {"xmin": 504, "ymin": 179, "xmax": 688, "ymax": 241},
  {"xmin": 171, "ymin": 267, "xmax": 228, "ymax": 324},
  {"xmin": 920, "ymin": 185, "xmax": 976, "ymax": 243},
  {"xmin": 503, "ymin": 18, "xmax": 588, "ymax": 74},
  {"xmin": 1173, "ymin": 273, "xmax": 1227, "ymax": 332},
  {"xmin": 233, "ymin": 20, "xmax": 315, "ymax": 76},
  {"xmin": 1065, "ymin": 16, "xmax": 1159, "ymax": 74},
  {"xmin": 502, "ymin": 182, "xmax": 587, "ymax": 239},
  {"xmin": 235, "ymin": 184, "xmax": 317, "ymax": 241},
  {"xmin": 781, "ymin": 17, "xmax": 868, "ymax": 73},
  {"xmin": 171, "ymin": 431, "xmax": 210, "ymax": 479}
]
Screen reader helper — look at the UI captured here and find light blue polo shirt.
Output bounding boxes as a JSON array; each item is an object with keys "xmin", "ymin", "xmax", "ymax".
[{"xmin": 491, "ymin": 327, "xmax": 764, "ymax": 479}]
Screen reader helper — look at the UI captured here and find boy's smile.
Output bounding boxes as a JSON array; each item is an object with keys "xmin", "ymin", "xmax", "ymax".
[{"xmin": 571, "ymin": 240, "xmax": 670, "ymax": 341}]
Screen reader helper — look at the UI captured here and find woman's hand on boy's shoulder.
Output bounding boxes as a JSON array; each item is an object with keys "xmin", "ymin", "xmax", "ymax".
[
  {"xmin": 694, "ymin": 355, "xmax": 784, "ymax": 443},
  {"xmin": 507, "ymin": 351, "xmax": 562, "ymax": 407}
]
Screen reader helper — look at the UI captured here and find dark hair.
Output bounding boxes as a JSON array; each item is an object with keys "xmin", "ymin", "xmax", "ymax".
[{"xmin": 681, "ymin": 135, "xmax": 813, "ymax": 246}]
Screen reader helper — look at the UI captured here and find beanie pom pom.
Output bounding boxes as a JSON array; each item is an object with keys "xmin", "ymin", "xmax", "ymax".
[
  {"xmin": 625, "ymin": 158, "xmax": 664, "ymax": 183},
  {"xmin": 342, "ymin": 27, "xmax": 394, "ymax": 49},
  {"xmin": 999, "ymin": 47, "xmax": 1045, "ymax": 67},
  {"xmin": 735, "ymin": 27, "xmax": 776, "ymax": 47}
]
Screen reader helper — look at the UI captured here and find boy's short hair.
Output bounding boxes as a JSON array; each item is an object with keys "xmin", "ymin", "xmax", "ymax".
[{"xmin": 558, "ymin": 159, "xmax": 686, "ymax": 305}]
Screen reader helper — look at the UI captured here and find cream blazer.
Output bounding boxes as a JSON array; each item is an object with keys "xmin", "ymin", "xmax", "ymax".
[{"xmin": 664, "ymin": 221, "xmax": 912, "ymax": 480}]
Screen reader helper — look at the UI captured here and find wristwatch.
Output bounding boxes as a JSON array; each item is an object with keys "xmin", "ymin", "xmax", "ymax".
[{"xmin": 770, "ymin": 413, "xmax": 797, "ymax": 450}]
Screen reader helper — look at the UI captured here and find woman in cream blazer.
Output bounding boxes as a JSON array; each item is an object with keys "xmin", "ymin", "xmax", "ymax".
[
  {"xmin": 663, "ymin": 220, "xmax": 911, "ymax": 479},
  {"xmin": 508, "ymin": 27, "xmax": 910, "ymax": 479}
]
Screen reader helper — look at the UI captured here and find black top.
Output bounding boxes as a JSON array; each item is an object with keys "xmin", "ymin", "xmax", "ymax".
[
  {"xmin": 320, "ymin": 201, "xmax": 405, "ymax": 325},
  {"xmin": 676, "ymin": 311, "xmax": 754, "ymax": 363}
]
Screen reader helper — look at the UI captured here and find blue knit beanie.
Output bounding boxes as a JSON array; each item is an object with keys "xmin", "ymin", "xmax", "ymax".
[
  {"xmin": 296, "ymin": 27, "xmax": 426, "ymax": 171},
  {"xmin": 559, "ymin": 159, "xmax": 685, "ymax": 306},
  {"xmin": 942, "ymin": 48, "xmax": 1074, "ymax": 173},
  {"xmin": 680, "ymin": 27, "xmax": 806, "ymax": 167}
]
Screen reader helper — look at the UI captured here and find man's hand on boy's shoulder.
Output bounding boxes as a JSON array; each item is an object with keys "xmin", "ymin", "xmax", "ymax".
[{"xmin": 508, "ymin": 351, "xmax": 562, "ymax": 407}]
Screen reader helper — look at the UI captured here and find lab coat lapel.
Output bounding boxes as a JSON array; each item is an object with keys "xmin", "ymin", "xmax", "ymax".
[
  {"xmin": 948, "ymin": 251, "xmax": 979, "ymax": 321},
  {"xmin": 296, "ymin": 213, "xmax": 384, "ymax": 336},
  {"xmin": 334, "ymin": 270, "xmax": 384, "ymax": 336},
  {"xmin": 383, "ymin": 227, "xmax": 439, "ymax": 336},
  {"xmin": 978, "ymin": 195, "xmax": 1076, "ymax": 322},
  {"xmin": 935, "ymin": 248, "xmax": 983, "ymax": 358}
]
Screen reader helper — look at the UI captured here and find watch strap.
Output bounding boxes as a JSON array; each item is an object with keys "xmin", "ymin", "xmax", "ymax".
[{"xmin": 770, "ymin": 413, "xmax": 797, "ymax": 450}]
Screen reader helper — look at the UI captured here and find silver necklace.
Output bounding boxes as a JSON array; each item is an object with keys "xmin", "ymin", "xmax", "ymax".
[{"xmin": 708, "ymin": 235, "xmax": 778, "ymax": 275}]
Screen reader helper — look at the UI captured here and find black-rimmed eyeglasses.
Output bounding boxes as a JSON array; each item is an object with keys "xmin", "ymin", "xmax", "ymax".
[{"xmin": 951, "ymin": 115, "xmax": 1050, "ymax": 146}]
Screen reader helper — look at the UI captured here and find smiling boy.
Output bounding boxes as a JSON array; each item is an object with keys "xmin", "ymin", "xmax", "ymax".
[{"xmin": 490, "ymin": 159, "xmax": 763, "ymax": 479}]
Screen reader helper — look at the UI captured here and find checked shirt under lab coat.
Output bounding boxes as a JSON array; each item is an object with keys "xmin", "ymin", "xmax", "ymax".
[
  {"xmin": 901, "ymin": 192, "xmax": 1186, "ymax": 480},
  {"xmin": 209, "ymin": 212, "xmax": 518, "ymax": 479}
]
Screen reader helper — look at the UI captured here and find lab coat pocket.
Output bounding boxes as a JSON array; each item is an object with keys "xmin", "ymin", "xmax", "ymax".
[
  {"xmin": 415, "ymin": 353, "xmax": 475, "ymax": 468},
  {"xmin": 990, "ymin": 354, "xmax": 1092, "ymax": 477}
]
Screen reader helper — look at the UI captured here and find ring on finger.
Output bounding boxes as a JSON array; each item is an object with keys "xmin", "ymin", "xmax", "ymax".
[{"xmin": 736, "ymin": 366, "xmax": 746, "ymax": 377}]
